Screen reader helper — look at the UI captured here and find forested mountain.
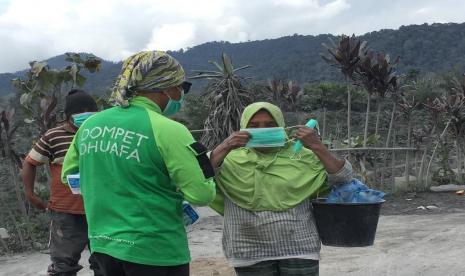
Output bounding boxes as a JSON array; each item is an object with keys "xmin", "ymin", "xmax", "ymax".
[
  {"xmin": 170, "ymin": 22, "xmax": 465, "ymax": 83},
  {"xmin": 0, "ymin": 22, "xmax": 464, "ymax": 96}
]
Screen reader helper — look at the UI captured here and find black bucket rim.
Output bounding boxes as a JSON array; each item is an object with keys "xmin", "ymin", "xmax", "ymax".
[
  {"xmin": 311, "ymin": 197, "xmax": 384, "ymax": 247},
  {"xmin": 311, "ymin": 198, "xmax": 385, "ymax": 206}
]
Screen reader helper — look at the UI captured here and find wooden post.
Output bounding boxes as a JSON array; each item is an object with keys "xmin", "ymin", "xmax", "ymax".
[
  {"xmin": 418, "ymin": 149, "xmax": 427, "ymax": 188},
  {"xmin": 457, "ymin": 140, "xmax": 463, "ymax": 183},
  {"xmin": 391, "ymin": 130, "xmax": 397, "ymax": 192},
  {"xmin": 346, "ymin": 82, "xmax": 351, "ymax": 148},
  {"xmin": 414, "ymin": 150, "xmax": 418, "ymax": 190},
  {"xmin": 322, "ymin": 107, "xmax": 327, "ymax": 141},
  {"xmin": 405, "ymin": 119, "xmax": 412, "ymax": 188}
]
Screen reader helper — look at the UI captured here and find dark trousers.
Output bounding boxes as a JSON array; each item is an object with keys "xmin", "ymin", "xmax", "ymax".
[
  {"xmin": 234, "ymin": 259, "xmax": 319, "ymax": 276},
  {"xmin": 47, "ymin": 211, "xmax": 102, "ymax": 276},
  {"xmin": 92, "ymin": 252, "xmax": 190, "ymax": 276}
]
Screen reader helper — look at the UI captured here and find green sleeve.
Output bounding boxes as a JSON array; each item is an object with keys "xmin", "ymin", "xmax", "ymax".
[
  {"xmin": 61, "ymin": 134, "xmax": 80, "ymax": 184},
  {"xmin": 209, "ymin": 183, "xmax": 225, "ymax": 216},
  {"xmin": 153, "ymin": 117, "xmax": 216, "ymax": 206}
]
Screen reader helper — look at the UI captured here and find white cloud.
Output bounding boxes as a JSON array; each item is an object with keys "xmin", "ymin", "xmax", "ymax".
[
  {"xmin": 0, "ymin": 0, "xmax": 464, "ymax": 73},
  {"xmin": 145, "ymin": 22, "xmax": 197, "ymax": 51}
]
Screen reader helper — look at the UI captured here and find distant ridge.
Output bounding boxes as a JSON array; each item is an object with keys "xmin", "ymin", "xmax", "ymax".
[{"xmin": 1, "ymin": 22, "xmax": 464, "ymax": 97}]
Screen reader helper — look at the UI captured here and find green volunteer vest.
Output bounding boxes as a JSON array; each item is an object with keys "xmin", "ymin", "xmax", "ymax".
[{"xmin": 62, "ymin": 96, "xmax": 216, "ymax": 265}]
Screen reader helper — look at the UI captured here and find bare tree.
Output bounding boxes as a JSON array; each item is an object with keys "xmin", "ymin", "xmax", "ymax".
[
  {"xmin": 12, "ymin": 53, "xmax": 101, "ymax": 134},
  {"xmin": 0, "ymin": 108, "xmax": 30, "ymax": 248}
]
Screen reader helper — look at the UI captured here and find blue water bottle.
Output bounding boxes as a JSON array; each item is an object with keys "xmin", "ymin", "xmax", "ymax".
[
  {"xmin": 66, "ymin": 173, "xmax": 81, "ymax": 194},
  {"xmin": 182, "ymin": 201, "xmax": 199, "ymax": 228}
]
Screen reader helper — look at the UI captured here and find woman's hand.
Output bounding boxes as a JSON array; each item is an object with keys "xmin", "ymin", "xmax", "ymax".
[
  {"xmin": 221, "ymin": 131, "xmax": 251, "ymax": 151},
  {"xmin": 210, "ymin": 131, "xmax": 250, "ymax": 168},
  {"xmin": 293, "ymin": 125, "xmax": 344, "ymax": 174},
  {"xmin": 293, "ymin": 125, "xmax": 323, "ymax": 151}
]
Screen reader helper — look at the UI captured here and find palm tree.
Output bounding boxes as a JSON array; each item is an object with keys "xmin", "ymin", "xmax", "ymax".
[
  {"xmin": 398, "ymin": 95, "xmax": 420, "ymax": 186},
  {"xmin": 423, "ymin": 97, "xmax": 451, "ymax": 188},
  {"xmin": 355, "ymin": 51, "xmax": 376, "ymax": 147},
  {"xmin": 267, "ymin": 79, "xmax": 300, "ymax": 112},
  {"xmin": 355, "ymin": 52, "xmax": 399, "ymax": 147},
  {"xmin": 190, "ymin": 52, "xmax": 252, "ymax": 149},
  {"xmin": 441, "ymin": 75, "xmax": 465, "ymax": 182},
  {"xmin": 451, "ymin": 75, "xmax": 465, "ymax": 182},
  {"xmin": 321, "ymin": 35, "xmax": 367, "ymax": 146}
]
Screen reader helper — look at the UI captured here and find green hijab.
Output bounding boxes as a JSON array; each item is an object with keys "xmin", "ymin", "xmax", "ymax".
[{"xmin": 211, "ymin": 102, "xmax": 328, "ymax": 214}]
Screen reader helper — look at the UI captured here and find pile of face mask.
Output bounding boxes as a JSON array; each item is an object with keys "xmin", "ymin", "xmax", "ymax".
[{"xmin": 326, "ymin": 178, "xmax": 385, "ymax": 203}]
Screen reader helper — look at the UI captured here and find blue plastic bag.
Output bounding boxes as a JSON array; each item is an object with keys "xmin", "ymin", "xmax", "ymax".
[{"xmin": 326, "ymin": 178, "xmax": 385, "ymax": 203}]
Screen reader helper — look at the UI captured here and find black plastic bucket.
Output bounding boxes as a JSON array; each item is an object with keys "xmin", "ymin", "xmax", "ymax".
[{"xmin": 311, "ymin": 198, "xmax": 384, "ymax": 247}]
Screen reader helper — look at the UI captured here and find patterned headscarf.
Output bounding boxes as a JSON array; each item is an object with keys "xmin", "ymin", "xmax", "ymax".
[{"xmin": 110, "ymin": 51, "xmax": 185, "ymax": 107}]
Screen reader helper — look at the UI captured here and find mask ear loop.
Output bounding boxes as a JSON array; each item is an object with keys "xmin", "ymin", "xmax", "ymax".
[
  {"xmin": 285, "ymin": 130, "xmax": 302, "ymax": 160},
  {"xmin": 314, "ymin": 123, "xmax": 321, "ymax": 137},
  {"xmin": 286, "ymin": 123, "xmax": 322, "ymax": 161},
  {"xmin": 289, "ymin": 152, "xmax": 302, "ymax": 160},
  {"xmin": 286, "ymin": 138, "xmax": 302, "ymax": 160}
]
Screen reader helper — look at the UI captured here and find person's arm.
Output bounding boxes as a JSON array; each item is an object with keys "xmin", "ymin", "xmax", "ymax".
[
  {"xmin": 209, "ymin": 131, "xmax": 250, "ymax": 169},
  {"xmin": 310, "ymin": 145, "xmax": 345, "ymax": 174},
  {"xmin": 22, "ymin": 160, "xmax": 47, "ymax": 210},
  {"xmin": 294, "ymin": 125, "xmax": 344, "ymax": 174},
  {"xmin": 326, "ymin": 160, "xmax": 353, "ymax": 184},
  {"xmin": 61, "ymin": 135, "xmax": 80, "ymax": 184},
  {"xmin": 22, "ymin": 134, "xmax": 53, "ymax": 210},
  {"xmin": 207, "ymin": 131, "xmax": 250, "ymax": 214},
  {"xmin": 155, "ymin": 121, "xmax": 216, "ymax": 206},
  {"xmin": 209, "ymin": 185, "xmax": 225, "ymax": 216}
]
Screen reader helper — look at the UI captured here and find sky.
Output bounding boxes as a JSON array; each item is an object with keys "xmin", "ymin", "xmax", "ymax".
[{"xmin": 0, "ymin": 0, "xmax": 464, "ymax": 73}]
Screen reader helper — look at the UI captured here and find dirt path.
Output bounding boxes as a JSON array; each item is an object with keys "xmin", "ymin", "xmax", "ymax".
[{"xmin": 1, "ymin": 209, "xmax": 464, "ymax": 276}]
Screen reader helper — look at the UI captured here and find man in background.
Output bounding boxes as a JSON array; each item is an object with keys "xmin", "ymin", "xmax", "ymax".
[{"xmin": 22, "ymin": 89, "xmax": 101, "ymax": 276}]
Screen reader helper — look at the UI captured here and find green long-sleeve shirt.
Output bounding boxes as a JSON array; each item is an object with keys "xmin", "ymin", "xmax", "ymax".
[{"xmin": 61, "ymin": 96, "xmax": 215, "ymax": 266}]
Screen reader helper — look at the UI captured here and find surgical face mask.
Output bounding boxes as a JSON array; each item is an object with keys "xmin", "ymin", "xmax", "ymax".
[
  {"xmin": 241, "ymin": 127, "xmax": 286, "ymax": 148},
  {"xmin": 72, "ymin": 112, "xmax": 96, "ymax": 127},
  {"xmin": 163, "ymin": 90, "xmax": 184, "ymax": 116}
]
